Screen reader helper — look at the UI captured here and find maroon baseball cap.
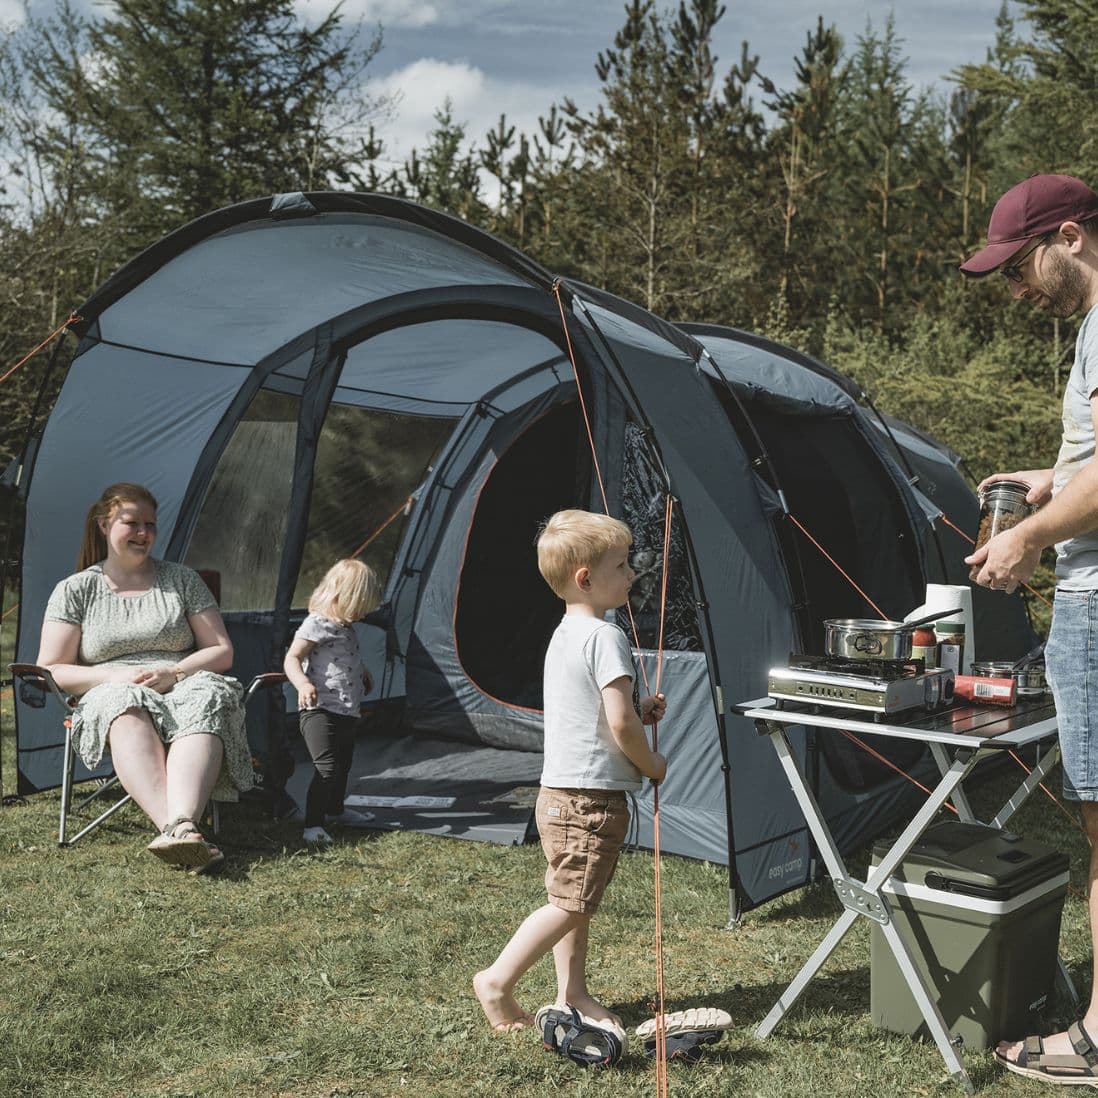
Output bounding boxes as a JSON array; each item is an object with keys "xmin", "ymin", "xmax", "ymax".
[{"xmin": 960, "ymin": 173, "xmax": 1098, "ymax": 276}]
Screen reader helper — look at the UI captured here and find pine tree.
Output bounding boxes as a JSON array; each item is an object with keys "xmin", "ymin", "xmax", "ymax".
[{"xmin": 8, "ymin": 0, "xmax": 389, "ymax": 244}]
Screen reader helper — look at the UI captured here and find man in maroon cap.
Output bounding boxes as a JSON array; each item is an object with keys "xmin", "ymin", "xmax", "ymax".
[{"xmin": 963, "ymin": 173, "xmax": 1098, "ymax": 1083}]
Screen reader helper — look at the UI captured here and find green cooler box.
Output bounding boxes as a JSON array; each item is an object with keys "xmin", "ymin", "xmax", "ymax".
[{"xmin": 870, "ymin": 820, "xmax": 1069, "ymax": 1050}]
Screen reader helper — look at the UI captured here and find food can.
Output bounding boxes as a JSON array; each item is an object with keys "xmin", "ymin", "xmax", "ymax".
[
  {"xmin": 970, "ymin": 481, "xmax": 1033, "ymax": 581},
  {"xmin": 971, "ymin": 660, "xmax": 1048, "ymax": 698},
  {"xmin": 954, "ymin": 674, "xmax": 1016, "ymax": 707}
]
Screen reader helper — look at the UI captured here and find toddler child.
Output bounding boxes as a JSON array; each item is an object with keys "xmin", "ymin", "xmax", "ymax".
[
  {"xmin": 474, "ymin": 509, "xmax": 667, "ymax": 1033},
  {"xmin": 284, "ymin": 559, "xmax": 382, "ymax": 844}
]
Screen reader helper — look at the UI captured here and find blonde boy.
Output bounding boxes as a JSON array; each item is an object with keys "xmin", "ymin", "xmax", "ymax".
[{"xmin": 474, "ymin": 509, "xmax": 667, "ymax": 1033}]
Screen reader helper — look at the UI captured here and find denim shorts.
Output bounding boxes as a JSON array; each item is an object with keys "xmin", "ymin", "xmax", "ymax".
[
  {"xmin": 536, "ymin": 787, "xmax": 629, "ymax": 914},
  {"xmin": 1047, "ymin": 588, "xmax": 1098, "ymax": 802}
]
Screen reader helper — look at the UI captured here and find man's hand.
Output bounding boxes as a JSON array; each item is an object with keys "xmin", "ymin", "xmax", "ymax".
[
  {"xmin": 964, "ymin": 525, "xmax": 1043, "ymax": 594},
  {"xmin": 640, "ymin": 692, "xmax": 666, "ymax": 725},
  {"xmin": 362, "ymin": 668, "xmax": 374, "ymax": 694},
  {"xmin": 977, "ymin": 468, "xmax": 1054, "ymax": 508},
  {"xmin": 298, "ymin": 683, "xmax": 318, "ymax": 710}
]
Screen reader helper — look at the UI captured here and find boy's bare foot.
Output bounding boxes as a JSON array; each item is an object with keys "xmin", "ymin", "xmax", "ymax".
[
  {"xmin": 559, "ymin": 992, "xmax": 623, "ymax": 1031},
  {"xmin": 474, "ymin": 969, "xmax": 535, "ymax": 1032}
]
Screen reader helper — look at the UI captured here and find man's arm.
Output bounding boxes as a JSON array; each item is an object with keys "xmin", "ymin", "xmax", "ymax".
[{"xmin": 968, "ymin": 394, "xmax": 1098, "ymax": 593}]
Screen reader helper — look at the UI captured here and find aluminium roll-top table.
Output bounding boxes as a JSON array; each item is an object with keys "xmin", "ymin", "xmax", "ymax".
[{"xmin": 733, "ymin": 695, "xmax": 1072, "ymax": 1094}]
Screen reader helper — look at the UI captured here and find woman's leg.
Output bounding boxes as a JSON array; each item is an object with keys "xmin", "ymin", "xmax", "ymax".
[
  {"xmin": 164, "ymin": 733, "xmax": 223, "ymax": 824},
  {"xmin": 107, "ymin": 708, "xmax": 169, "ymax": 829}
]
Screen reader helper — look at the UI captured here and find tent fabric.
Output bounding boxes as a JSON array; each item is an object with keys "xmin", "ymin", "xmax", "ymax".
[{"xmin": 14, "ymin": 191, "xmax": 1037, "ymax": 916}]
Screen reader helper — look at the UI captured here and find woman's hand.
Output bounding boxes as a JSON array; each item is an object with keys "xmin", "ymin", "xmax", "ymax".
[
  {"xmin": 130, "ymin": 666, "xmax": 175, "ymax": 694},
  {"xmin": 362, "ymin": 668, "xmax": 374, "ymax": 695}
]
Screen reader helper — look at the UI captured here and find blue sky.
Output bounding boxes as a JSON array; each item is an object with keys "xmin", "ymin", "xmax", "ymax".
[{"xmin": 8, "ymin": 0, "xmax": 1015, "ymax": 176}]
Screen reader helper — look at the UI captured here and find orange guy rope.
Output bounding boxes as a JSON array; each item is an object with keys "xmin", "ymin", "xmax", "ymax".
[
  {"xmin": 839, "ymin": 730, "xmax": 959, "ymax": 814},
  {"xmin": 648, "ymin": 494, "xmax": 674, "ymax": 1098},
  {"xmin": 786, "ymin": 513, "xmax": 890, "ymax": 620},
  {"xmin": 345, "ymin": 495, "xmax": 414, "ymax": 560},
  {"xmin": 553, "ymin": 282, "xmax": 609, "ymax": 514},
  {"xmin": 552, "ymin": 280, "xmax": 670, "ymax": 1092},
  {"xmin": 0, "ymin": 313, "xmax": 82, "ymax": 386}
]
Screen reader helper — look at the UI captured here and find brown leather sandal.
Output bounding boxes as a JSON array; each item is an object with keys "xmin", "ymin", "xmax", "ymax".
[
  {"xmin": 995, "ymin": 1021, "xmax": 1098, "ymax": 1086},
  {"xmin": 147, "ymin": 817, "xmax": 214, "ymax": 869}
]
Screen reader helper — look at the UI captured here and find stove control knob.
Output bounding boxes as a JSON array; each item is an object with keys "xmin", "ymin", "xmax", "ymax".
[{"xmin": 924, "ymin": 674, "xmax": 942, "ymax": 709}]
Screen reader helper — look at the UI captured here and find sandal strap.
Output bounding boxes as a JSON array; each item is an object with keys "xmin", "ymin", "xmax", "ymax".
[
  {"xmin": 160, "ymin": 816, "xmax": 201, "ymax": 839},
  {"xmin": 1068, "ymin": 1021, "xmax": 1098, "ymax": 1067}
]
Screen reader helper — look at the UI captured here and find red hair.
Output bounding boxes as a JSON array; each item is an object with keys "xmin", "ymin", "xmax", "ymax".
[{"xmin": 78, "ymin": 483, "xmax": 158, "ymax": 570}]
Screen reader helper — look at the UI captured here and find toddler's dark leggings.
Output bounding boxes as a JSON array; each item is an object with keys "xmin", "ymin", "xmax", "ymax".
[{"xmin": 299, "ymin": 708, "xmax": 358, "ymax": 827}]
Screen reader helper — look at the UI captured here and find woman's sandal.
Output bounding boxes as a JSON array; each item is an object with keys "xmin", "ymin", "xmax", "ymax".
[
  {"xmin": 995, "ymin": 1020, "xmax": 1098, "ymax": 1086},
  {"xmin": 147, "ymin": 816, "xmax": 215, "ymax": 869}
]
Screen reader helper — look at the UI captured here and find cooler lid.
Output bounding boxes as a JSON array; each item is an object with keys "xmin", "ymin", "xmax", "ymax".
[{"xmin": 872, "ymin": 821, "xmax": 1070, "ymax": 900}]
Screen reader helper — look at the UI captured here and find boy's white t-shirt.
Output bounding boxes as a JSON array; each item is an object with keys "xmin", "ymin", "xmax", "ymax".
[{"xmin": 540, "ymin": 615, "xmax": 642, "ymax": 791}]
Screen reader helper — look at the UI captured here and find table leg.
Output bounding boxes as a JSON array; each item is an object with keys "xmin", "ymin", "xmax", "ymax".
[
  {"xmin": 755, "ymin": 906, "xmax": 860, "ymax": 1038},
  {"xmin": 759, "ymin": 720, "xmax": 980, "ymax": 1090},
  {"xmin": 990, "ymin": 741, "xmax": 1061, "ymax": 830},
  {"xmin": 928, "ymin": 741, "xmax": 976, "ymax": 821},
  {"xmin": 877, "ymin": 916, "xmax": 973, "ymax": 1093}
]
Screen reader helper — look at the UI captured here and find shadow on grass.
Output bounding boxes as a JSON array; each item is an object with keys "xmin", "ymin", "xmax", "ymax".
[{"xmin": 26, "ymin": 785, "xmax": 401, "ymax": 880}]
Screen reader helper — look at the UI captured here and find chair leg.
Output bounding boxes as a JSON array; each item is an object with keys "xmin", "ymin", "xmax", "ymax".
[
  {"xmin": 59, "ymin": 717, "xmax": 134, "ymax": 846},
  {"xmin": 59, "ymin": 720, "xmax": 75, "ymax": 847}
]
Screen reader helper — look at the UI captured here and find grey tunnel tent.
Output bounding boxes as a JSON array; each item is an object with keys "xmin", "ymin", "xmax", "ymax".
[{"xmin": 11, "ymin": 192, "xmax": 1037, "ymax": 915}]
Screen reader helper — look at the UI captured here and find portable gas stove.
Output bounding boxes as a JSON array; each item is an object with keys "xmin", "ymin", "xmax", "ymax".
[{"xmin": 767, "ymin": 653, "xmax": 955, "ymax": 718}]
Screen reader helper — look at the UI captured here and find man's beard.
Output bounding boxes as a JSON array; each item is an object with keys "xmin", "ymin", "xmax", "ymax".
[{"xmin": 1039, "ymin": 248, "xmax": 1088, "ymax": 317}]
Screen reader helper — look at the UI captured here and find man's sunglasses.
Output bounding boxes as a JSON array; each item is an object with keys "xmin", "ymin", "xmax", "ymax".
[{"xmin": 1001, "ymin": 235, "xmax": 1051, "ymax": 282}]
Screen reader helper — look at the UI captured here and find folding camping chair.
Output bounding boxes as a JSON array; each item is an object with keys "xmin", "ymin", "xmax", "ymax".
[
  {"xmin": 10, "ymin": 570, "xmax": 288, "ymax": 846},
  {"xmin": 10, "ymin": 663, "xmax": 287, "ymax": 846}
]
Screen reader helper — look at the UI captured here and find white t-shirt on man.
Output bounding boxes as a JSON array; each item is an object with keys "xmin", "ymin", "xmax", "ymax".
[
  {"xmin": 1054, "ymin": 302, "xmax": 1098, "ymax": 586},
  {"xmin": 540, "ymin": 615, "xmax": 642, "ymax": 791}
]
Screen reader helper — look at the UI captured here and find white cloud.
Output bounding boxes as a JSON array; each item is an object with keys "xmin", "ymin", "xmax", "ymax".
[
  {"xmin": 372, "ymin": 56, "xmax": 558, "ymax": 202},
  {"xmin": 294, "ymin": 0, "xmax": 439, "ymax": 29},
  {"xmin": 0, "ymin": 0, "xmax": 26, "ymax": 28}
]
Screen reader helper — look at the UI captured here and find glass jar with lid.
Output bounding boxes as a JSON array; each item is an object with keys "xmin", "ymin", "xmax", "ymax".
[{"xmin": 969, "ymin": 480, "xmax": 1033, "ymax": 581}]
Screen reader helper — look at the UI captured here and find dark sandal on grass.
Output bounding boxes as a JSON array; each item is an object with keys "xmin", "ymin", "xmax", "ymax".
[
  {"xmin": 535, "ymin": 1006, "xmax": 626, "ymax": 1068},
  {"xmin": 995, "ymin": 1021, "xmax": 1098, "ymax": 1086},
  {"xmin": 147, "ymin": 816, "xmax": 214, "ymax": 869}
]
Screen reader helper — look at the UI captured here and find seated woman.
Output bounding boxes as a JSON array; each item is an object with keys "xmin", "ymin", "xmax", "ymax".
[{"xmin": 36, "ymin": 482, "xmax": 254, "ymax": 872}]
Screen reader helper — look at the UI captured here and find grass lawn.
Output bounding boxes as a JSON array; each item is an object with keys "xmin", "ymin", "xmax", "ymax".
[{"xmin": 0, "ymin": 742, "xmax": 1092, "ymax": 1098}]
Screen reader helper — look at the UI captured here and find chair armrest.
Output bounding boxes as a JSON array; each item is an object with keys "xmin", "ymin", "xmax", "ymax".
[
  {"xmin": 244, "ymin": 672, "xmax": 288, "ymax": 701},
  {"xmin": 8, "ymin": 663, "xmax": 77, "ymax": 709}
]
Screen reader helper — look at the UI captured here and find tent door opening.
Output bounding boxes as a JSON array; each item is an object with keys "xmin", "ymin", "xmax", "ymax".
[{"xmin": 455, "ymin": 400, "xmax": 585, "ymax": 711}]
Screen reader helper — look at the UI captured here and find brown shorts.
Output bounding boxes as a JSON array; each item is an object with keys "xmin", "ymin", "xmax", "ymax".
[{"xmin": 536, "ymin": 787, "xmax": 630, "ymax": 915}]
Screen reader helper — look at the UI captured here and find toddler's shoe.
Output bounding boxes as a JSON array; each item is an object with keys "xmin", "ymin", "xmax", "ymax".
[
  {"xmin": 326, "ymin": 807, "xmax": 376, "ymax": 827},
  {"xmin": 303, "ymin": 826, "xmax": 334, "ymax": 845}
]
